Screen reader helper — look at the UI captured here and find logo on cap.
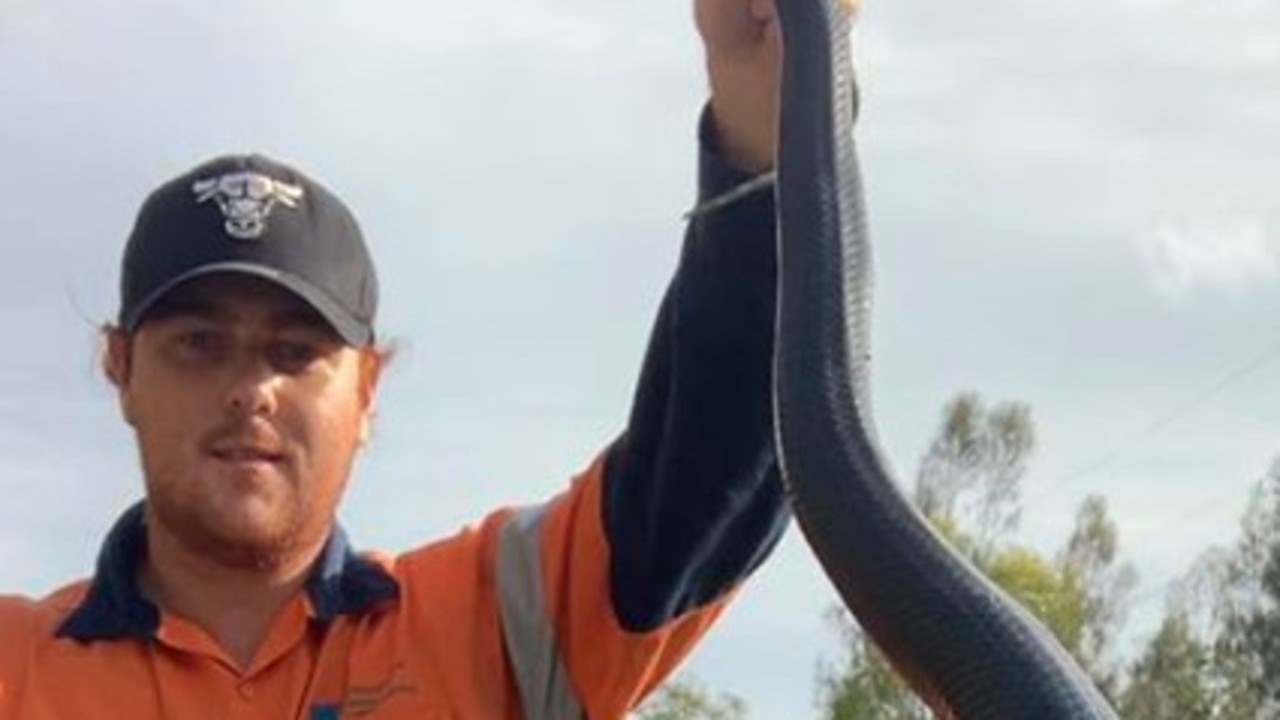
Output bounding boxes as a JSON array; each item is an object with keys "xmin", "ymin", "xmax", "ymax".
[{"xmin": 192, "ymin": 171, "xmax": 305, "ymax": 240}]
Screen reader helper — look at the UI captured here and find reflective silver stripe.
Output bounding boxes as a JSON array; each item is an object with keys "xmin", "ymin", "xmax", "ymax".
[
  {"xmin": 497, "ymin": 505, "xmax": 587, "ymax": 720},
  {"xmin": 683, "ymin": 170, "xmax": 777, "ymax": 219}
]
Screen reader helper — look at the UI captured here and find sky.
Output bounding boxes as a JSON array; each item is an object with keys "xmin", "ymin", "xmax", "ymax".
[{"xmin": 1, "ymin": 0, "xmax": 1278, "ymax": 717}]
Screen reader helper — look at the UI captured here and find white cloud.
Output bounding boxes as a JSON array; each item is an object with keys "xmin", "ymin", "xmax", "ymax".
[{"xmin": 1138, "ymin": 216, "xmax": 1276, "ymax": 300}]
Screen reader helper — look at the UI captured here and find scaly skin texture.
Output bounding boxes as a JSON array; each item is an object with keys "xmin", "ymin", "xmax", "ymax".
[{"xmin": 771, "ymin": 1, "xmax": 1121, "ymax": 717}]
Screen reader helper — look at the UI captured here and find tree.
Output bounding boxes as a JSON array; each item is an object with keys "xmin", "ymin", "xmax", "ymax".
[
  {"xmin": 1118, "ymin": 460, "xmax": 1280, "ymax": 719},
  {"xmin": 1119, "ymin": 611, "xmax": 1215, "ymax": 720},
  {"xmin": 1204, "ymin": 462, "xmax": 1280, "ymax": 718},
  {"xmin": 819, "ymin": 606, "xmax": 932, "ymax": 720},
  {"xmin": 914, "ymin": 393, "xmax": 1034, "ymax": 559},
  {"xmin": 632, "ymin": 677, "xmax": 747, "ymax": 720},
  {"xmin": 1223, "ymin": 466, "xmax": 1280, "ymax": 713},
  {"xmin": 818, "ymin": 393, "xmax": 1134, "ymax": 718},
  {"xmin": 817, "ymin": 516, "xmax": 1122, "ymax": 718},
  {"xmin": 1057, "ymin": 495, "xmax": 1138, "ymax": 695}
]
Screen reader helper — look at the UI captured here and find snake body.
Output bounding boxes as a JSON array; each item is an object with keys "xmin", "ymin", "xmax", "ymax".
[{"xmin": 770, "ymin": 1, "xmax": 1120, "ymax": 717}]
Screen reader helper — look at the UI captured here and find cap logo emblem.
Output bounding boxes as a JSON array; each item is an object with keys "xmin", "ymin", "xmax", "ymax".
[{"xmin": 192, "ymin": 171, "xmax": 304, "ymax": 240}]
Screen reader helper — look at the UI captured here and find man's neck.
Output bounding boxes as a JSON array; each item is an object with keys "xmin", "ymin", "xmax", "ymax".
[{"xmin": 140, "ymin": 520, "xmax": 325, "ymax": 670}]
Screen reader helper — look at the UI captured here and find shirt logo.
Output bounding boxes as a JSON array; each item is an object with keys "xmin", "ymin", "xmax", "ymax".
[
  {"xmin": 192, "ymin": 170, "xmax": 304, "ymax": 240},
  {"xmin": 310, "ymin": 663, "xmax": 418, "ymax": 719},
  {"xmin": 310, "ymin": 704, "xmax": 340, "ymax": 720}
]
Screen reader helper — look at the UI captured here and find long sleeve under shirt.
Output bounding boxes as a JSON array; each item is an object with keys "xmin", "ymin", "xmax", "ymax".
[{"xmin": 0, "ymin": 112, "xmax": 789, "ymax": 720}]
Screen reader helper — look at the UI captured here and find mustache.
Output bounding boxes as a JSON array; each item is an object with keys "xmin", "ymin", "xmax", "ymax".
[{"xmin": 201, "ymin": 422, "xmax": 288, "ymax": 455}]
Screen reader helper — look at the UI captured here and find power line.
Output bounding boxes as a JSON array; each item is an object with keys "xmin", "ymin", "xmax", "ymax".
[
  {"xmin": 1034, "ymin": 333, "xmax": 1280, "ymax": 502},
  {"xmin": 1020, "ymin": 335, "xmax": 1280, "ymax": 620}
]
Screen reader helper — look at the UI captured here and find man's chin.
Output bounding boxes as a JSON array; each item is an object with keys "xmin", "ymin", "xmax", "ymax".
[
  {"xmin": 186, "ymin": 526, "xmax": 300, "ymax": 571},
  {"xmin": 164, "ymin": 508, "xmax": 305, "ymax": 572}
]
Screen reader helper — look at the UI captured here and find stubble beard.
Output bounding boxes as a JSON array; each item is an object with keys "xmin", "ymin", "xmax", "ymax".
[{"xmin": 148, "ymin": 486, "xmax": 311, "ymax": 572}]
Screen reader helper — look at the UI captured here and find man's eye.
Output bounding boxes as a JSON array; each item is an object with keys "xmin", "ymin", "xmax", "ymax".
[
  {"xmin": 270, "ymin": 341, "xmax": 321, "ymax": 370},
  {"xmin": 177, "ymin": 330, "xmax": 220, "ymax": 353}
]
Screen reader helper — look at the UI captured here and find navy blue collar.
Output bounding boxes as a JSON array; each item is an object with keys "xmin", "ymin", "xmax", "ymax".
[{"xmin": 57, "ymin": 502, "xmax": 400, "ymax": 642}]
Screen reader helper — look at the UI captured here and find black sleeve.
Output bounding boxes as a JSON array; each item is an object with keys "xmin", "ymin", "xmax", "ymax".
[{"xmin": 604, "ymin": 109, "xmax": 790, "ymax": 633}]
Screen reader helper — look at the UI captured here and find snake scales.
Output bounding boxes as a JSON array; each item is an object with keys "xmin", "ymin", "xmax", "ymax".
[{"xmin": 770, "ymin": 1, "xmax": 1120, "ymax": 717}]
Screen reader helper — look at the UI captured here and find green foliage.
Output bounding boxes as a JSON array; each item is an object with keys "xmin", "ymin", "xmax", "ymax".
[
  {"xmin": 1057, "ymin": 495, "xmax": 1138, "ymax": 694},
  {"xmin": 817, "ymin": 518, "xmax": 1121, "ymax": 718},
  {"xmin": 986, "ymin": 546, "xmax": 1087, "ymax": 654},
  {"xmin": 1117, "ymin": 461, "xmax": 1280, "ymax": 719},
  {"xmin": 1224, "ymin": 468, "xmax": 1280, "ymax": 712},
  {"xmin": 1204, "ymin": 464, "xmax": 1280, "ymax": 717},
  {"xmin": 817, "ymin": 393, "xmax": 1132, "ymax": 718},
  {"xmin": 915, "ymin": 393, "xmax": 1035, "ymax": 557},
  {"xmin": 813, "ymin": 394, "xmax": 1280, "ymax": 718},
  {"xmin": 633, "ymin": 677, "xmax": 747, "ymax": 720},
  {"xmin": 819, "ymin": 608, "xmax": 931, "ymax": 720},
  {"xmin": 1119, "ymin": 612, "xmax": 1215, "ymax": 720}
]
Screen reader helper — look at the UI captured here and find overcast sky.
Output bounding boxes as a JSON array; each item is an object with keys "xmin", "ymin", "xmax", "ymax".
[{"xmin": 2, "ymin": 0, "xmax": 1278, "ymax": 717}]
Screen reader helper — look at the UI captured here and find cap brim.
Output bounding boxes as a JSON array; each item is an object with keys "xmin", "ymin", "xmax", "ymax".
[{"xmin": 122, "ymin": 262, "xmax": 373, "ymax": 347}]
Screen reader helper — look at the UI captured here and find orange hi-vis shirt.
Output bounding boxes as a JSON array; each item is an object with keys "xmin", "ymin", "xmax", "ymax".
[
  {"xmin": 1, "ymin": 115, "xmax": 790, "ymax": 719},
  {"xmin": 0, "ymin": 460, "xmax": 735, "ymax": 720}
]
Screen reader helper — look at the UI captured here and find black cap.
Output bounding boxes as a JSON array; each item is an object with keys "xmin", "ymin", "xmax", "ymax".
[{"xmin": 118, "ymin": 154, "xmax": 377, "ymax": 346}]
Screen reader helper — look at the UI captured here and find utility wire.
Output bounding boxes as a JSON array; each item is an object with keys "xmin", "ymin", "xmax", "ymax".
[
  {"xmin": 1024, "ymin": 335, "xmax": 1280, "ymax": 613},
  {"xmin": 1034, "ymin": 334, "xmax": 1280, "ymax": 502}
]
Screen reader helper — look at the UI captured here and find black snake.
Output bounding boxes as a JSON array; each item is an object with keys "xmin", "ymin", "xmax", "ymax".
[{"xmin": 771, "ymin": 0, "xmax": 1121, "ymax": 717}]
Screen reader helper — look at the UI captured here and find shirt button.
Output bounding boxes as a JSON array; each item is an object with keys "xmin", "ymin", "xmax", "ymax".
[{"xmin": 239, "ymin": 683, "xmax": 255, "ymax": 699}]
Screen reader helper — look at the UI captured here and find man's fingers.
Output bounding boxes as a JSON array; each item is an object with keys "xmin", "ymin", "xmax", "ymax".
[{"xmin": 756, "ymin": 0, "xmax": 858, "ymax": 23}]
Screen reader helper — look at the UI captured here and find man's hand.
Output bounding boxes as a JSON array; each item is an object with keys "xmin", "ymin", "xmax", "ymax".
[
  {"xmin": 695, "ymin": 0, "xmax": 781, "ymax": 173},
  {"xmin": 695, "ymin": 0, "xmax": 858, "ymax": 173}
]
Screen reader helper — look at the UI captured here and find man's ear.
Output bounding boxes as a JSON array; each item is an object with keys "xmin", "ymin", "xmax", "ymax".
[
  {"xmin": 103, "ymin": 327, "xmax": 138, "ymax": 426},
  {"xmin": 356, "ymin": 346, "xmax": 387, "ymax": 446},
  {"xmin": 104, "ymin": 328, "xmax": 131, "ymax": 388}
]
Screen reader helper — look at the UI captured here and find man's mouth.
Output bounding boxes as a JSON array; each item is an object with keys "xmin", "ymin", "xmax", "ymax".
[{"xmin": 209, "ymin": 446, "xmax": 286, "ymax": 464}]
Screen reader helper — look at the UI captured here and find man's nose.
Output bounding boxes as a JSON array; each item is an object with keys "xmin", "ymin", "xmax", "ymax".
[{"xmin": 223, "ymin": 353, "xmax": 281, "ymax": 418}]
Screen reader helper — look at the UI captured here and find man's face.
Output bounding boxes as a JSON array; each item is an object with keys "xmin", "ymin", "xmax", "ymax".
[{"xmin": 107, "ymin": 273, "xmax": 382, "ymax": 570}]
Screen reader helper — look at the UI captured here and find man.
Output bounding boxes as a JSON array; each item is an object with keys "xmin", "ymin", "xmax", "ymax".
[{"xmin": 0, "ymin": 0, "xmax": 804, "ymax": 716}]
